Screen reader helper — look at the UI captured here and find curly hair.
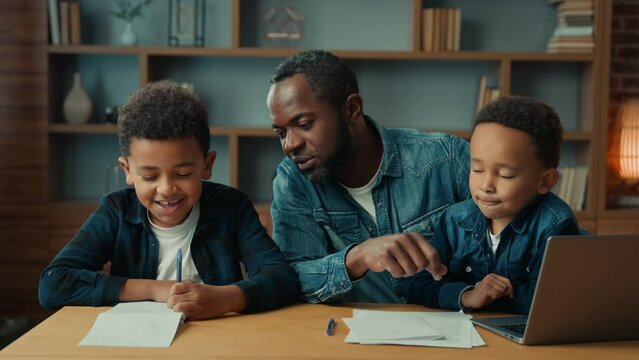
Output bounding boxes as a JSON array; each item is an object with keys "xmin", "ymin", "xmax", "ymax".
[
  {"xmin": 270, "ymin": 50, "xmax": 359, "ymax": 110},
  {"xmin": 474, "ymin": 95, "xmax": 563, "ymax": 169},
  {"xmin": 118, "ymin": 80, "xmax": 209, "ymax": 157}
]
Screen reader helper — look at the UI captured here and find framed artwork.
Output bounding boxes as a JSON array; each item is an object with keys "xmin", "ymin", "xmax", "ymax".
[{"xmin": 168, "ymin": 0, "xmax": 205, "ymax": 46}]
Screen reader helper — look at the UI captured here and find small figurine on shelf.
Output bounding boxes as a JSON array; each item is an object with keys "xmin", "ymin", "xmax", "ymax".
[
  {"xmin": 110, "ymin": 0, "xmax": 153, "ymax": 46},
  {"xmin": 263, "ymin": 6, "xmax": 303, "ymax": 48}
]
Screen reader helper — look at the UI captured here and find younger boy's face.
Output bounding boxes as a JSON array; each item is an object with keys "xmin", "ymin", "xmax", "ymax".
[
  {"xmin": 119, "ymin": 137, "xmax": 215, "ymax": 228},
  {"xmin": 470, "ymin": 122, "xmax": 555, "ymax": 234}
]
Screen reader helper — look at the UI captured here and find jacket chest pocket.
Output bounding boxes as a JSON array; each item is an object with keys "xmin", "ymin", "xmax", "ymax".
[
  {"xmin": 314, "ymin": 210, "xmax": 362, "ymax": 248},
  {"xmin": 507, "ymin": 260, "xmax": 530, "ymax": 284},
  {"xmin": 400, "ymin": 206, "xmax": 447, "ymax": 238},
  {"xmin": 450, "ymin": 256, "xmax": 489, "ymax": 284}
]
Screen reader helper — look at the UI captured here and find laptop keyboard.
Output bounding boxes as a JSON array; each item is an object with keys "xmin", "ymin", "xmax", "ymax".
[{"xmin": 500, "ymin": 323, "xmax": 526, "ymax": 336}]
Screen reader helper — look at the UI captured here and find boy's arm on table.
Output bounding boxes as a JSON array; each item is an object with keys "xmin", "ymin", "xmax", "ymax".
[{"xmin": 39, "ymin": 198, "xmax": 128, "ymax": 308}]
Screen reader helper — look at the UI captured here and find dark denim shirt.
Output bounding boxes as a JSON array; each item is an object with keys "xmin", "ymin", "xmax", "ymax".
[
  {"xmin": 271, "ymin": 116, "xmax": 470, "ymax": 304},
  {"xmin": 400, "ymin": 192, "xmax": 580, "ymax": 314},
  {"xmin": 39, "ymin": 181, "xmax": 299, "ymax": 313}
]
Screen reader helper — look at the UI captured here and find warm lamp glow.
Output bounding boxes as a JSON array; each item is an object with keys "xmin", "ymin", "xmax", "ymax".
[{"xmin": 612, "ymin": 99, "xmax": 639, "ymax": 181}]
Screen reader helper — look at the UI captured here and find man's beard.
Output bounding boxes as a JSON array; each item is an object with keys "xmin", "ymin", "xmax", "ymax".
[{"xmin": 305, "ymin": 116, "xmax": 352, "ymax": 183}]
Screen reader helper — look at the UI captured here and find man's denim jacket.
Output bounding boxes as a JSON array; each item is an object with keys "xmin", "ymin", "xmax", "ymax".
[
  {"xmin": 271, "ymin": 116, "xmax": 470, "ymax": 303},
  {"xmin": 39, "ymin": 181, "xmax": 299, "ymax": 313},
  {"xmin": 400, "ymin": 193, "xmax": 580, "ymax": 314}
]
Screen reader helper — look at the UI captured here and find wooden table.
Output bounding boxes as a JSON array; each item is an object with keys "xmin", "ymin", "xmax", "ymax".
[{"xmin": 1, "ymin": 303, "xmax": 637, "ymax": 359}]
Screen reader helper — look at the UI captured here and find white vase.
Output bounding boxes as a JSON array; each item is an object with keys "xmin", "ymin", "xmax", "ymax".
[
  {"xmin": 63, "ymin": 72, "xmax": 92, "ymax": 124},
  {"xmin": 120, "ymin": 21, "xmax": 138, "ymax": 46}
]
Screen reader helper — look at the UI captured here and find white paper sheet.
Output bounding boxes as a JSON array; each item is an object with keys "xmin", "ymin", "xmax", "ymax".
[
  {"xmin": 343, "ymin": 309, "xmax": 484, "ymax": 348},
  {"xmin": 342, "ymin": 316, "xmax": 443, "ymax": 341},
  {"xmin": 79, "ymin": 302, "xmax": 183, "ymax": 348}
]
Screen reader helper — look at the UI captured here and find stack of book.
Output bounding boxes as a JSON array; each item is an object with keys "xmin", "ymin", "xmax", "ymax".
[
  {"xmin": 476, "ymin": 76, "xmax": 501, "ymax": 114},
  {"xmin": 48, "ymin": 0, "xmax": 82, "ymax": 45},
  {"xmin": 422, "ymin": 8, "xmax": 461, "ymax": 52},
  {"xmin": 554, "ymin": 166, "xmax": 589, "ymax": 212},
  {"xmin": 546, "ymin": 0, "xmax": 594, "ymax": 53}
]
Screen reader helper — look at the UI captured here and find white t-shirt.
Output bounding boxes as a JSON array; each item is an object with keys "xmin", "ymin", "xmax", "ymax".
[
  {"xmin": 488, "ymin": 230, "xmax": 501, "ymax": 256},
  {"xmin": 149, "ymin": 202, "xmax": 202, "ymax": 283},
  {"xmin": 340, "ymin": 164, "xmax": 382, "ymax": 225}
]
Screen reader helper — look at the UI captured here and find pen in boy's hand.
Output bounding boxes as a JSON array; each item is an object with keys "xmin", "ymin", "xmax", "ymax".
[
  {"xmin": 176, "ymin": 248, "xmax": 183, "ymax": 282},
  {"xmin": 326, "ymin": 318, "xmax": 335, "ymax": 336}
]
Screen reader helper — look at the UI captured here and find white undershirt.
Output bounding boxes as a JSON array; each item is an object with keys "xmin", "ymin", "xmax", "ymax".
[
  {"xmin": 488, "ymin": 230, "xmax": 501, "ymax": 256},
  {"xmin": 340, "ymin": 164, "xmax": 382, "ymax": 225},
  {"xmin": 149, "ymin": 201, "xmax": 202, "ymax": 283}
]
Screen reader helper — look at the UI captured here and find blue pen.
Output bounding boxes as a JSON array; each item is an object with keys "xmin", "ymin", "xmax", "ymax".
[
  {"xmin": 326, "ymin": 318, "xmax": 335, "ymax": 336},
  {"xmin": 176, "ymin": 248, "xmax": 183, "ymax": 282}
]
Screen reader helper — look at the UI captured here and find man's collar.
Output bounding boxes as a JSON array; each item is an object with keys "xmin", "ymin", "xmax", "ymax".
[{"xmin": 364, "ymin": 115, "xmax": 402, "ymax": 178}]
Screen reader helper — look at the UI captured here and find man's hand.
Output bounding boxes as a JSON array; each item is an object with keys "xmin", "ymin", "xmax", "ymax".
[
  {"xmin": 461, "ymin": 273, "xmax": 514, "ymax": 310},
  {"xmin": 345, "ymin": 232, "xmax": 447, "ymax": 280},
  {"xmin": 167, "ymin": 283, "xmax": 247, "ymax": 320}
]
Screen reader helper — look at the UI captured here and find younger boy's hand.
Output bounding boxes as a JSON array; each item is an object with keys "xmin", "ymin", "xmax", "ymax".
[
  {"xmin": 167, "ymin": 282, "xmax": 247, "ymax": 320},
  {"xmin": 460, "ymin": 273, "xmax": 514, "ymax": 310}
]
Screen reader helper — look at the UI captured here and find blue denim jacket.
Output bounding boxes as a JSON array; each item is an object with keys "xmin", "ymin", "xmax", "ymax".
[
  {"xmin": 39, "ymin": 181, "xmax": 299, "ymax": 313},
  {"xmin": 271, "ymin": 117, "xmax": 470, "ymax": 304},
  {"xmin": 400, "ymin": 193, "xmax": 580, "ymax": 314}
]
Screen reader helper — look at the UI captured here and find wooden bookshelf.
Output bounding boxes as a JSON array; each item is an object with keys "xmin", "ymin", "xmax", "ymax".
[
  {"xmin": 45, "ymin": 0, "xmax": 611, "ymax": 222},
  {"xmin": 48, "ymin": 45, "xmax": 596, "ymax": 62}
]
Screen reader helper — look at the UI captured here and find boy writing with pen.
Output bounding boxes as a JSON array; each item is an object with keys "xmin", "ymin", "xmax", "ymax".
[
  {"xmin": 400, "ymin": 96, "xmax": 580, "ymax": 314},
  {"xmin": 39, "ymin": 80, "xmax": 299, "ymax": 319}
]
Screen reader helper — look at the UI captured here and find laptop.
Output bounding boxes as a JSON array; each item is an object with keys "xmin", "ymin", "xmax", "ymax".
[{"xmin": 471, "ymin": 234, "xmax": 639, "ymax": 345}]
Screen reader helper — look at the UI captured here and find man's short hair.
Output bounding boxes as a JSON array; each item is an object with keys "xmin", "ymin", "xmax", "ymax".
[
  {"xmin": 270, "ymin": 50, "xmax": 359, "ymax": 110},
  {"xmin": 474, "ymin": 95, "xmax": 563, "ymax": 169},
  {"xmin": 118, "ymin": 80, "xmax": 210, "ymax": 157}
]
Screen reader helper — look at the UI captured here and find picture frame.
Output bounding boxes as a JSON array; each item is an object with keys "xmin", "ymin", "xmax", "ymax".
[{"xmin": 168, "ymin": 0, "xmax": 205, "ymax": 46}]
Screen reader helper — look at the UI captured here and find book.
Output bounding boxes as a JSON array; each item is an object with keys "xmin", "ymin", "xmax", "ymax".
[
  {"xmin": 432, "ymin": 8, "xmax": 441, "ymax": 52},
  {"xmin": 553, "ymin": 26, "xmax": 593, "ymax": 37},
  {"xmin": 69, "ymin": 0, "xmax": 81, "ymax": 45},
  {"xmin": 446, "ymin": 8, "xmax": 455, "ymax": 51},
  {"xmin": 453, "ymin": 8, "xmax": 462, "ymax": 51},
  {"xmin": 476, "ymin": 75, "xmax": 487, "ymax": 114},
  {"xmin": 47, "ymin": 0, "xmax": 60, "ymax": 45},
  {"xmin": 422, "ymin": 8, "xmax": 434, "ymax": 52},
  {"xmin": 59, "ymin": 0, "xmax": 69, "ymax": 45},
  {"xmin": 572, "ymin": 166, "xmax": 589, "ymax": 211}
]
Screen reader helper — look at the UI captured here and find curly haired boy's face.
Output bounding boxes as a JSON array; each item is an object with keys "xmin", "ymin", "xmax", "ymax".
[
  {"xmin": 470, "ymin": 122, "xmax": 556, "ymax": 234},
  {"xmin": 118, "ymin": 137, "xmax": 214, "ymax": 228}
]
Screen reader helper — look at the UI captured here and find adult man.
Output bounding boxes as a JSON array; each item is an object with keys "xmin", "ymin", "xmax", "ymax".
[{"xmin": 267, "ymin": 50, "xmax": 470, "ymax": 303}]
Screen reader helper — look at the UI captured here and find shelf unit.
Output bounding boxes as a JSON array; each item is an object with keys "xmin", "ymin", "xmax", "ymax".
[{"xmin": 47, "ymin": 0, "xmax": 612, "ymax": 235}]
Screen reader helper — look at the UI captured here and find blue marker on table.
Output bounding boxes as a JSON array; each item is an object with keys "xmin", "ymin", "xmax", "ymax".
[
  {"xmin": 326, "ymin": 318, "xmax": 335, "ymax": 336},
  {"xmin": 176, "ymin": 248, "xmax": 183, "ymax": 282}
]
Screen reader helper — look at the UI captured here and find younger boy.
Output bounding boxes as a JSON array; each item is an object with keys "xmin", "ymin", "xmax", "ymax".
[
  {"xmin": 400, "ymin": 96, "xmax": 580, "ymax": 314},
  {"xmin": 39, "ymin": 81, "xmax": 299, "ymax": 319}
]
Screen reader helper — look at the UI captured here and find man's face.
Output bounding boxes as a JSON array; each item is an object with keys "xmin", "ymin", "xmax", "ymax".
[
  {"xmin": 267, "ymin": 74, "xmax": 352, "ymax": 183},
  {"xmin": 469, "ymin": 122, "xmax": 553, "ymax": 233},
  {"xmin": 119, "ymin": 137, "xmax": 215, "ymax": 228}
]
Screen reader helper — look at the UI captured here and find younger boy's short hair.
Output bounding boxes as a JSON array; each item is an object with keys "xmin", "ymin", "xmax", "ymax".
[
  {"xmin": 474, "ymin": 95, "xmax": 563, "ymax": 169},
  {"xmin": 118, "ymin": 80, "xmax": 210, "ymax": 157}
]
